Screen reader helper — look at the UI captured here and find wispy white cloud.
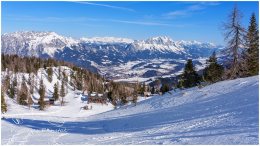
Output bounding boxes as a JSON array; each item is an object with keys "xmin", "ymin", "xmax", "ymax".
[
  {"xmin": 7, "ymin": 15, "xmax": 172, "ymax": 27},
  {"xmin": 109, "ymin": 19, "xmax": 171, "ymax": 26},
  {"xmin": 71, "ymin": 1, "xmax": 136, "ymax": 12},
  {"xmin": 7, "ymin": 15, "xmax": 89, "ymax": 23},
  {"xmin": 164, "ymin": 2, "xmax": 220, "ymax": 18}
]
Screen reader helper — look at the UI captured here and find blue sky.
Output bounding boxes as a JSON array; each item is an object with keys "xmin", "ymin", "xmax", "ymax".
[{"xmin": 2, "ymin": 1, "xmax": 259, "ymax": 44}]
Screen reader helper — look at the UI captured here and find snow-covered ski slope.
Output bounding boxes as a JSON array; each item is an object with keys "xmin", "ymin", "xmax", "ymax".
[{"xmin": 2, "ymin": 76, "xmax": 259, "ymax": 144}]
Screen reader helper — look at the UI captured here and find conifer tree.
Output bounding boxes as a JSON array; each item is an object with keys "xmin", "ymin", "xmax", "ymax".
[
  {"xmin": 160, "ymin": 84, "xmax": 170, "ymax": 94},
  {"xmin": 9, "ymin": 75, "xmax": 18, "ymax": 99},
  {"xmin": 18, "ymin": 76, "xmax": 28, "ymax": 105},
  {"xmin": 9, "ymin": 83, "xmax": 15, "ymax": 99},
  {"xmin": 177, "ymin": 78, "xmax": 184, "ymax": 89},
  {"xmin": 151, "ymin": 86, "xmax": 155, "ymax": 94},
  {"xmin": 133, "ymin": 94, "xmax": 138, "ymax": 106},
  {"xmin": 1, "ymin": 89, "xmax": 7, "ymax": 113},
  {"xmin": 243, "ymin": 13, "xmax": 259, "ymax": 76},
  {"xmin": 52, "ymin": 83, "xmax": 59, "ymax": 101},
  {"xmin": 58, "ymin": 66, "xmax": 61, "ymax": 80},
  {"xmin": 13, "ymin": 75, "xmax": 18, "ymax": 87},
  {"xmin": 4, "ymin": 74, "xmax": 11, "ymax": 96},
  {"xmin": 179, "ymin": 59, "xmax": 200, "ymax": 88},
  {"xmin": 29, "ymin": 74, "xmax": 35, "ymax": 94},
  {"xmin": 47, "ymin": 67, "xmax": 53, "ymax": 82},
  {"xmin": 132, "ymin": 83, "xmax": 139, "ymax": 105},
  {"xmin": 38, "ymin": 79, "xmax": 46, "ymax": 110},
  {"xmin": 203, "ymin": 51, "xmax": 224, "ymax": 83},
  {"xmin": 60, "ymin": 80, "xmax": 65, "ymax": 106}
]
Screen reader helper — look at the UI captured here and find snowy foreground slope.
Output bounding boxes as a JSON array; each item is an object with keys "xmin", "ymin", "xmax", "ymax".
[{"xmin": 2, "ymin": 76, "xmax": 259, "ymax": 144}]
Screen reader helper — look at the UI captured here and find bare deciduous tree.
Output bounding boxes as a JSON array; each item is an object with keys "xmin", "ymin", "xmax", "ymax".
[{"xmin": 222, "ymin": 5, "xmax": 245, "ymax": 79}]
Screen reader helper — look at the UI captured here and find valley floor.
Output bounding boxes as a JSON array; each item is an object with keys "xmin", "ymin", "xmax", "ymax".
[{"xmin": 1, "ymin": 76, "xmax": 259, "ymax": 144}]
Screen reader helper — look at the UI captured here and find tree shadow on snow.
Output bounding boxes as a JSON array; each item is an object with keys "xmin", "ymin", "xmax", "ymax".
[{"xmin": 2, "ymin": 84, "xmax": 259, "ymax": 138}]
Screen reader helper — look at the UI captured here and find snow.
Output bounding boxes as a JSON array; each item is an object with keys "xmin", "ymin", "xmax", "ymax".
[
  {"xmin": 80, "ymin": 37, "xmax": 134, "ymax": 44},
  {"xmin": 114, "ymin": 77, "xmax": 153, "ymax": 83},
  {"xmin": 133, "ymin": 37, "xmax": 185, "ymax": 53},
  {"xmin": 2, "ymin": 31, "xmax": 221, "ymax": 80},
  {"xmin": 1, "ymin": 66, "xmax": 115, "ymax": 120},
  {"xmin": 1, "ymin": 31, "xmax": 78, "ymax": 57},
  {"xmin": 2, "ymin": 76, "xmax": 258, "ymax": 144}
]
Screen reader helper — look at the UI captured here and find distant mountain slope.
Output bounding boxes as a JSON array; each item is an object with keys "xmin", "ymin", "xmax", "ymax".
[
  {"xmin": 2, "ymin": 76, "xmax": 258, "ymax": 144},
  {"xmin": 1, "ymin": 31, "xmax": 222, "ymax": 80}
]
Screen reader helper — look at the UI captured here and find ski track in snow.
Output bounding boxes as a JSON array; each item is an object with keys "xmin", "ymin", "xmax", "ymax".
[{"xmin": 1, "ymin": 76, "xmax": 259, "ymax": 144}]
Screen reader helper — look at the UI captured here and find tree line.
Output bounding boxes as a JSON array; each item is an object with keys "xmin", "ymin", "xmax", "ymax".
[
  {"xmin": 1, "ymin": 54, "xmax": 139, "ymax": 112},
  {"xmin": 176, "ymin": 7, "xmax": 258, "ymax": 89}
]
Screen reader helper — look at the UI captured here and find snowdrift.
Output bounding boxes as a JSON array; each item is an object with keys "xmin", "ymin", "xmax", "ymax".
[{"xmin": 2, "ymin": 76, "xmax": 259, "ymax": 144}]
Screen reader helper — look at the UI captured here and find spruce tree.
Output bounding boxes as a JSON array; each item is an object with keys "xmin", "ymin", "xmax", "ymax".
[
  {"xmin": 58, "ymin": 66, "xmax": 61, "ymax": 80},
  {"xmin": 160, "ymin": 84, "xmax": 170, "ymax": 94},
  {"xmin": 1, "ymin": 90, "xmax": 7, "ymax": 113},
  {"xmin": 38, "ymin": 79, "xmax": 46, "ymax": 110},
  {"xmin": 47, "ymin": 67, "xmax": 53, "ymax": 82},
  {"xmin": 29, "ymin": 74, "xmax": 35, "ymax": 94},
  {"xmin": 203, "ymin": 51, "xmax": 224, "ymax": 83},
  {"xmin": 151, "ymin": 86, "xmax": 155, "ymax": 94},
  {"xmin": 52, "ymin": 83, "xmax": 59, "ymax": 101},
  {"xmin": 9, "ymin": 83, "xmax": 15, "ymax": 99},
  {"xmin": 222, "ymin": 5, "xmax": 245, "ymax": 79},
  {"xmin": 18, "ymin": 76, "xmax": 28, "ymax": 105},
  {"xmin": 60, "ymin": 80, "xmax": 65, "ymax": 106},
  {"xmin": 13, "ymin": 75, "xmax": 18, "ymax": 87},
  {"xmin": 179, "ymin": 59, "xmax": 200, "ymax": 88},
  {"xmin": 243, "ymin": 13, "xmax": 259, "ymax": 76},
  {"xmin": 133, "ymin": 94, "xmax": 138, "ymax": 106},
  {"xmin": 9, "ymin": 75, "xmax": 18, "ymax": 99}
]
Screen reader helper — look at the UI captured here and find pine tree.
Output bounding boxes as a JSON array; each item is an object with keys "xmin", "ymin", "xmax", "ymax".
[
  {"xmin": 9, "ymin": 83, "xmax": 15, "ymax": 99},
  {"xmin": 203, "ymin": 51, "xmax": 224, "ymax": 83},
  {"xmin": 160, "ymin": 84, "xmax": 170, "ymax": 94},
  {"xmin": 18, "ymin": 76, "xmax": 28, "ymax": 105},
  {"xmin": 132, "ymin": 83, "xmax": 139, "ymax": 105},
  {"xmin": 177, "ymin": 78, "xmax": 184, "ymax": 89},
  {"xmin": 38, "ymin": 79, "xmax": 46, "ymax": 110},
  {"xmin": 1, "ymin": 90, "xmax": 7, "ymax": 113},
  {"xmin": 29, "ymin": 74, "xmax": 35, "ymax": 94},
  {"xmin": 243, "ymin": 13, "xmax": 259, "ymax": 76},
  {"xmin": 4, "ymin": 74, "xmax": 11, "ymax": 96},
  {"xmin": 151, "ymin": 86, "xmax": 155, "ymax": 94},
  {"xmin": 179, "ymin": 59, "xmax": 200, "ymax": 88},
  {"xmin": 60, "ymin": 80, "xmax": 65, "ymax": 106},
  {"xmin": 58, "ymin": 66, "xmax": 61, "ymax": 80},
  {"xmin": 47, "ymin": 67, "xmax": 53, "ymax": 82},
  {"xmin": 52, "ymin": 83, "xmax": 59, "ymax": 101},
  {"xmin": 132, "ymin": 94, "xmax": 138, "ymax": 106},
  {"xmin": 9, "ymin": 75, "xmax": 18, "ymax": 99},
  {"xmin": 13, "ymin": 75, "xmax": 18, "ymax": 87},
  {"xmin": 222, "ymin": 5, "xmax": 245, "ymax": 79}
]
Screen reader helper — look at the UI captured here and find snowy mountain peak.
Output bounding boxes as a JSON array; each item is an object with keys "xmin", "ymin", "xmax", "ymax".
[
  {"xmin": 2, "ymin": 31, "xmax": 222, "ymax": 78},
  {"xmin": 80, "ymin": 37, "xmax": 134, "ymax": 44},
  {"xmin": 176, "ymin": 40, "xmax": 217, "ymax": 48},
  {"xmin": 144, "ymin": 36, "xmax": 174, "ymax": 45},
  {"xmin": 1, "ymin": 31, "xmax": 78, "ymax": 57},
  {"xmin": 2, "ymin": 31, "xmax": 78, "ymax": 45}
]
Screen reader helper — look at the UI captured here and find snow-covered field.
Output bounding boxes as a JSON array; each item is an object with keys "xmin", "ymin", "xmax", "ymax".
[{"xmin": 2, "ymin": 76, "xmax": 259, "ymax": 144}]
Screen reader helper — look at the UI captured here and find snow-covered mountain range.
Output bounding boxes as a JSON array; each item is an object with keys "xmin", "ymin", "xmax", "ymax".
[{"xmin": 1, "ymin": 31, "xmax": 222, "ymax": 80}]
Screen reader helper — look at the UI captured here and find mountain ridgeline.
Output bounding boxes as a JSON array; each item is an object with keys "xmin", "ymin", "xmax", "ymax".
[{"xmin": 1, "ymin": 31, "xmax": 222, "ymax": 79}]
